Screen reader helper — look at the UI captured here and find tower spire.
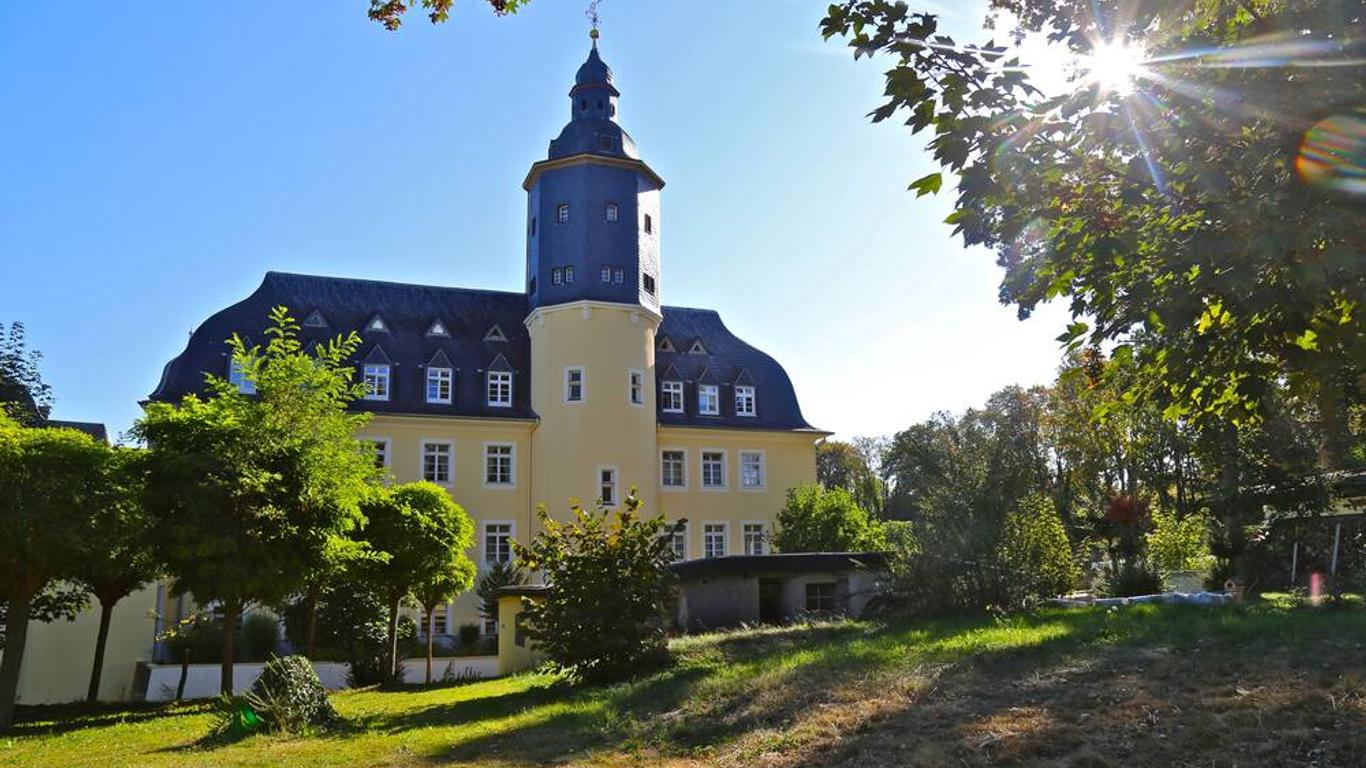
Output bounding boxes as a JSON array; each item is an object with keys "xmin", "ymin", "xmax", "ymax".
[{"xmin": 586, "ymin": 1, "xmax": 601, "ymax": 47}]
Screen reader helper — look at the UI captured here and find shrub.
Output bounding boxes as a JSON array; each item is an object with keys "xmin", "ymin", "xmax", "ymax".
[
  {"xmin": 212, "ymin": 655, "xmax": 337, "ymax": 736},
  {"xmin": 772, "ymin": 484, "xmax": 887, "ymax": 553},
  {"xmin": 1102, "ymin": 560, "xmax": 1164, "ymax": 597},
  {"xmin": 241, "ymin": 613, "xmax": 279, "ymax": 662},
  {"xmin": 475, "ymin": 560, "xmax": 525, "ymax": 633},
  {"xmin": 456, "ymin": 623, "xmax": 481, "ymax": 652},
  {"xmin": 517, "ymin": 492, "xmax": 679, "ymax": 682},
  {"xmin": 997, "ymin": 493, "xmax": 1078, "ymax": 607},
  {"xmin": 1147, "ymin": 507, "xmax": 1212, "ymax": 573}
]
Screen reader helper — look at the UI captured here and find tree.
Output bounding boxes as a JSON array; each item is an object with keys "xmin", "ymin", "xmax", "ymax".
[
  {"xmin": 133, "ymin": 307, "xmax": 376, "ymax": 694},
  {"xmin": 366, "ymin": 0, "xmax": 528, "ymax": 30},
  {"xmin": 816, "ymin": 439, "xmax": 885, "ymax": 516},
  {"xmin": 822, "ymin": 0, "xmax": 1363, "ymax": 446},
  {"xmin": 997, "ymin": 493, "xmax": 1078, "ymax": 607},
  {"xmin": 475, "ymin": 560, "xmax": 525, "ymax": 636},
  {"xmin": 772, "ymin": 484, "xmax": 887, "ymax": 553},
  {"xmin": 516, "ymin": 493, "xmax": 680, "ymax": 682},
  {"xmin": 413, "ymin": 572, "xmax": 464, "ymax": 685},
  {"xmin": 71, "ymin": 447, "xmax": 160, "ymax": 702},
  {"xmin": 359, "ymin": 483, "xmax": 475, "ymax": 682},
  {"xmin": 0, "ymin": 322, "xmax": 52, "ymax": 426},
  {"xmin": 0, "ymin": 414, "xmax": 108, "ymax": 729}
]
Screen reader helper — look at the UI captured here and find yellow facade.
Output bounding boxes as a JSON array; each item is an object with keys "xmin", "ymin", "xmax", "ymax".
[{"xmin": 356, "ymin": 301, "xmax": 822, "ymax": 634}]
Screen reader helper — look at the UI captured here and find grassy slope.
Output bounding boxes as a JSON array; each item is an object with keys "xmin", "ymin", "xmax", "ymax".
[{"xmin": 4, "ymin": 600, "xmax": 1364, "ymax": 768}]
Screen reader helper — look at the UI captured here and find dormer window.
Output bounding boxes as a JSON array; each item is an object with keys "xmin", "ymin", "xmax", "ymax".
[
  {"xmin": 366, "ymin": 315, "xmax": 389, "ymax": 333},
  {"xmin": 661, "ymin": 380, "xmax": 684, "ymax": 413},
  {"xmin": 228, "ymin": 360, "xmax": 256, "ymax": 395},
  {"xmin": 303, "ymin": 310, "xmax": 329, "ymax": 328},
  {"xmin": 644, "ymin": 214, "xmax": 653, "ymax": 234},
  {"xmin": 363, "ymin": 364, "xmax": 390, "ymax": 401},
  {"xmin": 426, "ymin": 367, "xmax": 453, "ymax": 405},
  {"xmin": 699, "ymin": 384, "xmax": 719, "ymax": 415},
  {"xmin": 556, "ymin": 204, "xmax": 570, "ymax": 224},
  {"xmin": 689, "ymin": 340, "xmax": 709, "ymax": 355},
  {"xmin": 658, "ymin": 337, "xmax": 676, "ymax": 353},
  {"xmin": 735, "ymin": 385, "xmax": 756, "ymax": 417},
  {"xmin": 605, "ymin": 203, "xmax": 619, "ymax": 222},
  {"xmin": 487, "ymin": 371, "xmax": 512, "ymax": 407},
  {"xmin": 426, "ymin": 320, "xmax": 449, "ymax": 337},
  {"xmin": 484, "ymin": 325, "xmax": 508, "ymax": 343}
]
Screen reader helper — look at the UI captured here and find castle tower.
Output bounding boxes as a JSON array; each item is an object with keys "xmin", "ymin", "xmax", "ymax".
[{"xmin": 525, "ymin": 37, "xmax": 664, "ymax": 517}]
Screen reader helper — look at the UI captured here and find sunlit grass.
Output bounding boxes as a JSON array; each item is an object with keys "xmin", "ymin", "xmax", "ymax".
[{"xmin": 5, "ymin": 600, "xmax": 1364, "ymax": 767}]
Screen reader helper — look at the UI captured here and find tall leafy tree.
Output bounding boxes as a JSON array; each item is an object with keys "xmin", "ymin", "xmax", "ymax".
[
  {"xmin": 773, "ymin": 484, "xmax": 888, "ymax": 553},
  {"xmin": 71, "ymin": 446, "xmax": 159, "ymax": 702},
  {"xmin": 413, "ymin": 572, "xmax": 463, "ymax": 685},
  {"xmin": 359, "ymin": 483, "xmax": 475, "ymax": 682},
  {"xmin": 0, "ymin": 322, "xmax": 51, "ymax": 427},
  {"xmin": 0, "ymin": 415, "xmax": 108, "ymax": 729},
  {"xmin": 816, "ymin": 439, "xmax": 886, "ymax": 516},
  {"xmin": 134, "ymin": 307, "xmax": 376, "ymax": 694},
  {"xmin": 822, "ymin": 0, "xmax": 1363, "ymax": 448}
]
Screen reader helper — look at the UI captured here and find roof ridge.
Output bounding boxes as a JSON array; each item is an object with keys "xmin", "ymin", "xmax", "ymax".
[{"xmin": 265, "ymin": 271, "xmax": 526, "ymax": 299}]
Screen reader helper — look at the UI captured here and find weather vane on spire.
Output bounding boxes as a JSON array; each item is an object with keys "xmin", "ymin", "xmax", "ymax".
[{"xmin": 586, "ymin": 0, "xmax": 602, "ymax": 43}]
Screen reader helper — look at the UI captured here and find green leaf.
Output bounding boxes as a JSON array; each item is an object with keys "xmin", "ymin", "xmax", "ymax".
[{"xmin": 909, "ymin": 172, "xmax": 943, "ymax": 197}]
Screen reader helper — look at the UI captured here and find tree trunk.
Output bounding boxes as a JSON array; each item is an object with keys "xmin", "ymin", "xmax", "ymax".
[
  {"xmin": 386, "ymin": 596, "xmax": 401, "ymax": 683},
  {"xmin": 86, "ymin": 595, "xmax": 118, "ymax": 702},
  {"xmin": 304, "ymin": 584, "xmax": 320, "ymax": 659},
  {"xmin": 0, "ymin": 588, "xmax": 35, "ymax": 731},
  {"xmin": 175, "ymin": 648, "xmax": 190, "ymax": 702},
  {"xmin": 220, "ymin": 600, "xmax": 240, "ymax": 696},
  {"xmin": 425, "ymin": 606, "xmax": 435, "ymax": 685}
]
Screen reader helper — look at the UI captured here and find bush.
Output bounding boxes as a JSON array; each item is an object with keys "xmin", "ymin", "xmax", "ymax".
[
  {"xmin": 456, "ymin": 623, "xmax": 481, "ymax": 652},
  {"xmin": 475, "ymin": 560, "xmax": 525, "ymax": 632},
  {"xmin": 517, "ymin": 493, "xmax": 679, "ymax": 682},
  {"xmin": 279, "ymin": 582, "xmax": 413, "ymax": 686},
  {"xmin": 997, "ymin": 493, "xmax": 1078, "ymax": 607},
  {"xmin": 772, "ymin": 484, "xmax": 887, "ymax": 553},
  {"xmin": 1147, "ymin": 507, "xmax": 1212, "ymax": 573},
  {"xmin": 241, "ymin": 613, "xmax": 279, "ymax": 662},
  {"xmin": 1102, "ymin": 560, "xmax": 1164, "ymax": 597},
  {"xmin": 213, "ymin": 655, "xmax": 337, "ymax": 736}
]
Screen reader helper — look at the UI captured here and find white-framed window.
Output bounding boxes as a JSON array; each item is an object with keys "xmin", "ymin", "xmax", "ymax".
[
  {"xmin": 668, "ymin": 523, "xmax": 687, "ymax": 562},
  {"xmin": 484, "ymin": 443, "xmax": 515, "ymax": 487},
  {"xmin": 628, "ymin": 370, "xmax": 645, "ymax": 406},
  {"xmin": 421, "ymin": 441, "xmax": 452, "ymax": 486},
  {"xmin": 613, "ymin": 267, "xmax": 625, "ymax": 284},
  {"xmin": 227, "ymin": 360, "xmax": 256, "ymax": 394},
  {"xmin": 564, "ymin": 366, "xmax": 585, "ymax": 403},
  {"xmin": 661, "ymin": 381, "xmax": 684, "ymax": 413},
  {"xmin": 600, "ymin": 266, "xmax": 612, "ymax": 283},
  {"xmin": 740, "ymin": 451, "xmax": 766, "ymax": 490},
  {"xmin": 363, "ymin": 364, "xmax": 390, "ymax": 401},
  {"xmin": 701, "ymin": 450, "xmax": 726, "ymax": 489},
  {"xmin": 605, "ymin": 202, "xmax": 619, "ymax": 222},
  {"xmin": 487, "ymin": 371, "xmax": 512, "ymax": 407},
  {"xmin": 552, "ymin": 267, "xmax": 563, "ymax": 285},
  {"xmin": 699, "ymin": 384, "xmax": 719, "ymax": 415},
  {"xmin": 735, "ymin": 385, "xmax": 756, "ymax": 417},
  {"xmin": 742, "ymin": 522, "xmax": 768, "ymax": 555},
  {"xmin": 483, "ymin": 521, "xmax": 514, "ymax": 567},
  {"xmin": 483, "ymin": 617, "xmax": 498, "ymax": 636},
  {"xmin": 564, "ymin": 265, "xmax": 575, "ymax": 283},
  {"xmin": 660, "ymin": 449, "xmax": 686, "ymax": 489},
  {"xmin": 430, "ymin": 606, "xmax": 448, "ymax": 636},
  {"xmin": 703, "ymin": 522, "xmax": 728, "ymax": 559},
  {"xmin": 370, "ymin": 438, "xmax": 390, "ymax": 469},
  {"xmin": 598, "ymin": 466, "xmax": 619, "ymax": 506},
  {"xmin": 556, "ymin": 203, "xmax": 570, "ymax": 223},
  {"xmin": 426, "ymin": 367, "xmax": 453, "ymax": 404}
]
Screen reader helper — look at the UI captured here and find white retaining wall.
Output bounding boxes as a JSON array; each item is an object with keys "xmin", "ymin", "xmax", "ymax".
[{"xmin": 143, "ymin": 656, "xmax": 498, "ymax": 702}]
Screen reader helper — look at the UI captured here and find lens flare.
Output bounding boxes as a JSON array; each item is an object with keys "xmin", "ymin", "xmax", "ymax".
[
  {"xmin": 1081, "ymin": 41, "xmax": 1148, "ymax": 96},
  {"xmin": 1296, "ymin": 113, "xmax": 1366, "ymax": 196}
]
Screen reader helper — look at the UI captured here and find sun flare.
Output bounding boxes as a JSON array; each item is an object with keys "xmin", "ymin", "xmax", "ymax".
[{"xmin": 1082, "ymin": 41, "xmax": 1148, "ymax": 95}]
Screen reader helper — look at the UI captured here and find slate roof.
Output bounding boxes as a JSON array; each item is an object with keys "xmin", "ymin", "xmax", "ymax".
[
  {"xmin": 671, "ymin": 552, "xmax": 888, "ymax": 581},
  {"xmin": 48, "ymin": 420, "xmax": 110, "ymax": 443},
  {"xmin": 151, "ymin": 272, "xmax": 817, "ymax": 431}
]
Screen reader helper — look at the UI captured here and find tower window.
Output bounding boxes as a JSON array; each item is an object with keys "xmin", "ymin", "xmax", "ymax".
[
  {"xmin": 579, "ymin": 99, "xmax": 587, "ymax": 111},
  {"xmin": 628, "ymin": 370, "xmax": 645, "ymax": 406},
  {"xmin": 643, "ymin": 274, "xmax": 656, "ymax": 296},
  {"xmin": 552, "ymin": 267, "xmax": 563, "ymax": 285},
  {"xmin": 557, "ymin": 204, "xmax": 570, "ymax": 224},
  {"xmin": 613, "ymin": 268, "xmax": 625, "ymax": 285},
  {"xmin": 564, "ymin": 366, "xmax": 585, "ymax": 403},
  {"xmin": 564, "ymin": 265, "xmax": 575, "ymax": 283},
  {"xmin": 644, "ymin": 214, "xmax": 653, "ymax": 234},
  {"xmin": 530, "ymin": 217, "xmax": 536, "ymax": 236},
  {"xmin": 600, "ymin": 266, "xmax": 612, "ymax": 283},
  {"xmin": 600, "ymin": 136, "xmax": 613, "ymax": 150},
  {"xmin": 598, "ymin": 467, "xmax": 619, "ymax": 506},
  {"xmin": 605, "ymin": 203, "xmax": 619, "ymax": 222}
]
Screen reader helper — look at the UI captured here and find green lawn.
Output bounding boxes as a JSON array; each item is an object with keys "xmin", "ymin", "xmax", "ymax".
[{"xmin": 5, "ymin": 599, "xmax": 1365, "ymax": 767}]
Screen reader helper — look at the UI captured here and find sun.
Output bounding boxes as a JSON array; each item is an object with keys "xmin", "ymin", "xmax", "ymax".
[{"xmin": 1082, "ymin": 41, "xmax": 1148, "ymax": 96}]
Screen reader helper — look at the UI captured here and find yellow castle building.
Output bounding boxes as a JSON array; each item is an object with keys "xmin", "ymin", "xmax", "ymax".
[{"xmin": 150, "ymin": 40, "xmax": 826, "ymax": 639}]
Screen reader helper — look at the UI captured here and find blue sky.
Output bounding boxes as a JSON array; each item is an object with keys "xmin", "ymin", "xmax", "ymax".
[{"xmin": 0, "ymin": 0, "xmax": 1070, "ymax": 441}]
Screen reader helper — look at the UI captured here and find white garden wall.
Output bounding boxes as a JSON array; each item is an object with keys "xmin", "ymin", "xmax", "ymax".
[{"xmin": 142, "ymin": 656, "xmax": 497, "ymax": 702}]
